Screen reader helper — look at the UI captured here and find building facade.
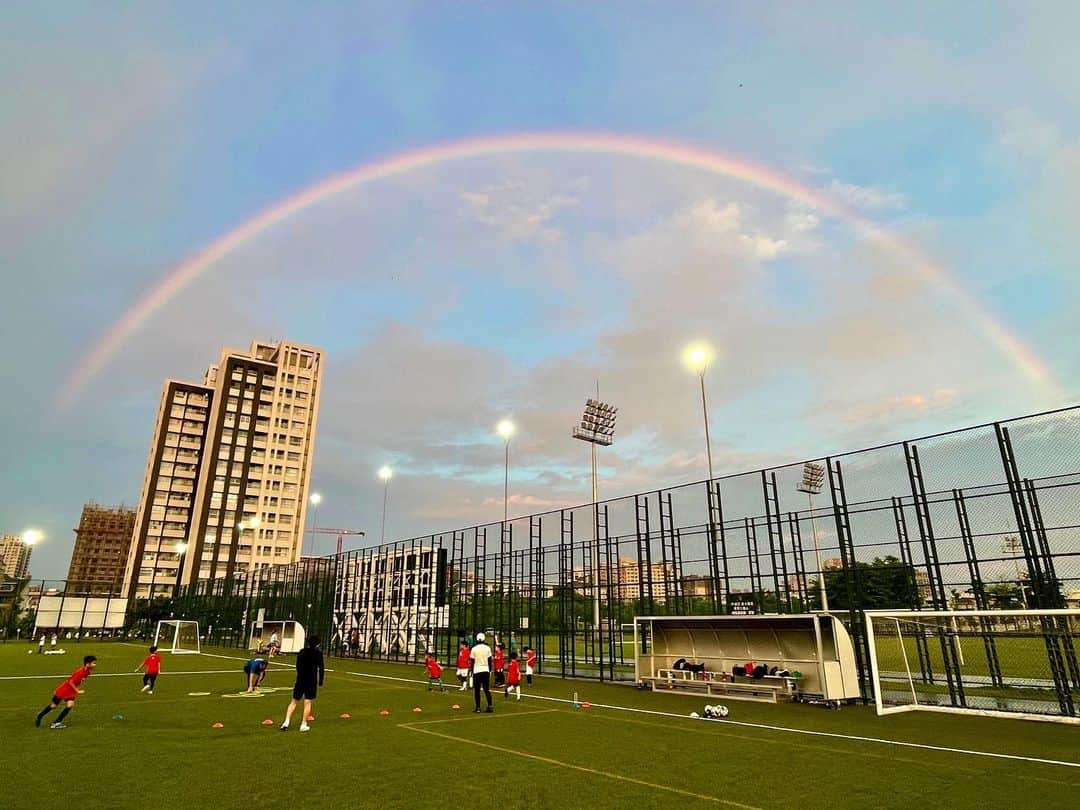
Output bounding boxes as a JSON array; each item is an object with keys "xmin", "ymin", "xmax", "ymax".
[
  {"xmin": 67, "ymin": 504, "xmax": 137, "ymax": 594},
  {"xmin": 124, "ymin": 340, "xmax": 323, "ymax": 599},
  {"xmin": 0, "ymin": 535, "xmax": 32, "ymax": 580}
]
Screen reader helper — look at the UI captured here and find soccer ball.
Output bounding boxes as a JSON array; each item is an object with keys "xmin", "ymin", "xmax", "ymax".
[
  {"xmin": 716, "ymin": 704, "xmax": 729, "ymax": 718},
  {"xmin": 689, "ymin": 711, "xmax": 700, "ymax": 718},
  {"xmin": 704, "ymin": 704, "xmax": 729, "ymax": 719}
]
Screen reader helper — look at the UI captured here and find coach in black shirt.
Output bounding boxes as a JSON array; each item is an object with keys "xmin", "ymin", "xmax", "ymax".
[{"xmin": 280, "ymin": 635, "xmax": 325, "ymax": 733}]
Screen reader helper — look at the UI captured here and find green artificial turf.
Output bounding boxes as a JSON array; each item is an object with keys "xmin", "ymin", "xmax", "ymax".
[{"xmin": 0, "ymin": 641, "xmax": 1076, "ymax": 809}]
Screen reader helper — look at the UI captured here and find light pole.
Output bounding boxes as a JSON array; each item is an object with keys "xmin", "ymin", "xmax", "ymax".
[
  {"xmin": 307, "ymin": 493, "xmax": 322, "ymax": 557},
  {"xmin": 496, "ymin": 420, "xmax": 515, "ymax": 523},
  {"xmin": 378, "ymin": 466, "xmax": 393, "ymax": 544},
  {"xmin": 682, "ymin": 343, "xmax": 715, "ymax": 482},
  {"xmin": 796, "ymin": 462, "xmax": 828, "ymax": 613},
  {"xmin": 572, "ymin": 392, "xmax": 618, "ymax": 642},
  {"xmin": 173, "ymin": 542, "xmax": 188, "ymax": 597}
]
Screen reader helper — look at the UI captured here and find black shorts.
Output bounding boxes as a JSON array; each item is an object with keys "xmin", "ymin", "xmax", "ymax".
[{"xmin": 293, "ymin": 682, "xmax": 318, "ymax": 701}]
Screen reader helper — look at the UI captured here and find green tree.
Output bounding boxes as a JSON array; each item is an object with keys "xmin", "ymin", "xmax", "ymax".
[{"xmin": 823, "ymin": 555, "xmax": 921, "ymax": 611}]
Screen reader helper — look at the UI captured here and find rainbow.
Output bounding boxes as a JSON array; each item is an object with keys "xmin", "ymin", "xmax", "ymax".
[{"xmin": 55, "ymin": 131, "xmax": 1060, "ymax": 409}]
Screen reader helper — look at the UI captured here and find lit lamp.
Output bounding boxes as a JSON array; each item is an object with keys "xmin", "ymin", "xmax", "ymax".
[
  {"xmin": 796, "ymin": 462, "xmax": 828, "ymax": 613},
  {"xmin": 378, "ymin": 466, "xmax": 393, "ymax": 544},
  {"xmin": 307, "ymin": 492, "xmax": 322, "ymax": 556},
  {"xmin": 496, "ymin": 420, "xmax": 516, "ymax": 523},
  {"xmin": 682, "ymin": 342, "xmax": 715, "ymax": 482}
]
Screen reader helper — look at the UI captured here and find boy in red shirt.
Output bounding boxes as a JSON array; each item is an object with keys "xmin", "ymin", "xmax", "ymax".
[
  {"xmin": 493, "ymin": 643, "xmax": 506, "ymax": 687},
  {"xmin": 137, "ymin": 645, "xmax": 162, "ymax": 694},
  {"xmin": 456, "ymin": 641, "xmax": 471, "ymax": 691},
  {"xmin": 504, "ymin": 651, "xmax": 522, "ymax": 701},
  {"xmin": 525, "ymin": 647, "xmax": 537, "ymax": 685},
  {"xmin": 425, "ymin": 653, "xmax": 444, "ymax": 692},
  {"xmin": 36, "ymin": 655, "xmax": 97, "ymax": 729}
]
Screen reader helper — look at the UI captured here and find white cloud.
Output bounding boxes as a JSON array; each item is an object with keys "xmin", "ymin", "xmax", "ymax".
[
  {"xmin": 999, "ymin": 108, "xmax": 1063, "ymax": 161},
  {"xmin": 825, "ymin": 179, "xmax": 906, "ymax": 212},
  {"xmin": 459, "ymin": 181, "xmax": 580, "ymax": 243}
]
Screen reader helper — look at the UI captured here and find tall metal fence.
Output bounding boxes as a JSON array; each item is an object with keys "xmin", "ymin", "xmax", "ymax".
[{"xmin": 13, "ymin": 406, "xmax": 1080, "ymax": 698}]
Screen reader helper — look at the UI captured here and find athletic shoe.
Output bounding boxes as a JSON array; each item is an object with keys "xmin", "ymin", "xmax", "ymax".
[
  {"xmin": 473, "ymin": 708, "xmax": 481, "ymax": 713},
  {"xmin": 50, "ymin": 722, "xmax": 66, "ymax": 729},
  {"xmin": 484, "ymin": 707, "xmax": 493, "ymax": 713},
  {"xmin": 148, "ymin": 691, "xmax": 154, "ymax": 695},
  {"xmin": 280, "ymin": 722, "xmax": 289, "ymax": 731},
  {"xmin": 299, "ymin": 723, "xmax": 310, "ymax": 733}
]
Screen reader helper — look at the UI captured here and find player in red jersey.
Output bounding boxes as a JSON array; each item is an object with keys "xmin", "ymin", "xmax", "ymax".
[
  {"xmin": 456, "ymin": 641, "xmax": 471, "ymax": 691},
  {"xmin": 504, "ymin": 651, "xmax": 522, "ymax": 701},
  {"xmin": 36, "ymin": 655, "xmax": 97, "ymax": 729},
  {"xmin": 524, "ymin": 647, "xmax": 537, "ymax": 684},
  {"xmin": 137, "ymin": 645, "xmax": 162, "ymax": 694},
  {"xmin": 493, "ymin": 643, "xmax": 506, "ymax": 687},
  {"xmin": 425, "ymin": 652, "xmax": 444, "ymax": 691}
]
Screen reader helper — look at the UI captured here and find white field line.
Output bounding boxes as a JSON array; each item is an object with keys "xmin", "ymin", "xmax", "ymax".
[{"xmin": 335, "ymin": 668, "xmax": 1080, "ymax": 770}]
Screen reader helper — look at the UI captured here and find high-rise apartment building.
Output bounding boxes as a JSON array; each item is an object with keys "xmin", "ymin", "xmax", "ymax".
[
  {"xmin": 124, "ymin": 341, "xmax": 323, "ymax": 599},
  {"xmin": 0, "ymin": 535, "xmax": 33, "ymax": 579},
  {"xmin": 67, "ymin": 503, "xmax": 137, "ymax": 593},
  {"xmin": 124, "ymin": 381, "xmax": 214, "ymax": 599}
]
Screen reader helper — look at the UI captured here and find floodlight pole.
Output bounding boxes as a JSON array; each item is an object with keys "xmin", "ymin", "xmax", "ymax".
[
  {"xmin": 591, "ymin": 431, "xmax": 600, "ymax": 636},
  {"xmin": 797, "ymin": 464, "xmax": 828, "ymax": 614},
  {"xmin": 381, "ymin": 477, "xmax": 390, "ymax": 544},
  {"xmin": 699, "ymin": 368, "xmax": 715, "ymax": 483},
  {"xmin": 504, "ymin": 439, "xmax": 511, "ymax": 525}
]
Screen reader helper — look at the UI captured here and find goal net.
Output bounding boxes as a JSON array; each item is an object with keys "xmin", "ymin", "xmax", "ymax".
[
  {"xmin": 865, "ymin": 609, "xmax": 1080, "ymax": 724},
  {"xmin": 154, "ymin": 620, "xmax": 201, "ymax": 654}
]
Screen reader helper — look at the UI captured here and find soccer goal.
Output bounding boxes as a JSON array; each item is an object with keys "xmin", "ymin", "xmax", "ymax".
[
  {"xmin": 154, "ymin": 620, "xmax": 201, "ymax": 654},
  {"xmin": 865, "ymin": 609, "xmax": 1080, "ymax": 724}
]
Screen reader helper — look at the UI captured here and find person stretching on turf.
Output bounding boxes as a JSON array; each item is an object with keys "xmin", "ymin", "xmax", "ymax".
[
  {"xmin": 280, "ymin": 636, "xmax": 324, "ymax": 733},
  {"xmin": 36, "ymin": 655, "xmax": 97, "ymax": 729},
  {"xmin": 244, "ymin": 657, "xmax": 269, "ymax": 692}
]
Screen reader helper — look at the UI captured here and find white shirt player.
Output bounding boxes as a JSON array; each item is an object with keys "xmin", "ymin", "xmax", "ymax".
[{"xmin": 470, "ymin": 642, "xmax": 493, "ymax": 673}]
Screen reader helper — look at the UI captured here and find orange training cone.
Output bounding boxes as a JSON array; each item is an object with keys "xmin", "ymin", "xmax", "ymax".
[
  {"xmin": 412, "ymin": 707, "xmax": 423, "ymax": 713},
  {"xmin": 379, "ymin": 710, "xmax": 390, "ymax": 717},
  {"xmin": 339, "ymin": 713, "xmax": 351, "ymax": 719},
  {"xmin": 581, "ymin": 702, "xmax": 592, "ymax": 709},
  {"xmin": 212, "ymin": 722, "xmax": 224, "ymax": 729},
  {"xmin": 452, "ymin": 704, "xmax": 461, "ymax": 710},
  {"xmin": 262, "ymin": 719, "xmax": 274, "ymax": 726}
]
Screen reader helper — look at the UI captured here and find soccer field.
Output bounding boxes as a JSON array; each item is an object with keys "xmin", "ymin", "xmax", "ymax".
[{"xmin": 1, "ymin": 642, "xmax": 1076, "ymax": 809}]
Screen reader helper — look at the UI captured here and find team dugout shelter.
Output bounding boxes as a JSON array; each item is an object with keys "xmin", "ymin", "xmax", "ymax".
[{"xmin": 634, "ymin": 614, "xmax": 862, "ymax": 705}]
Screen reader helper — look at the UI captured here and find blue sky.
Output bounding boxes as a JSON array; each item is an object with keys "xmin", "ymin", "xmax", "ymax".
[{"xmin": 3, "ymin": 2, "xmax": 1080, "ymax": 577}]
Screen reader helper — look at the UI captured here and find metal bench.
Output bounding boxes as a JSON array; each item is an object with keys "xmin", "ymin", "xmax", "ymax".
[{"xmin": 645, "ymin": 669, "xmax": 799, "ymax": 703}]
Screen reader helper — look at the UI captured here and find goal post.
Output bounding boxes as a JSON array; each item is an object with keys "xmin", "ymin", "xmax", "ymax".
[
  {"xmin": 154, "ymin": 620, "xmax": 201, "ymax": 654},
  {"xmin": 865, "ymin": 609, "xmax": 1080, "ymax": 724}
]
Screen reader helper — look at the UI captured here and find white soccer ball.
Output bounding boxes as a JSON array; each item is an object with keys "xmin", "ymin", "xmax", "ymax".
[
  {"xmin": 689, "ymin": 711, "xmax": 700, "ymax": 719},
  {"xmin": 717, "ymin": 704, "xmax": 729, "ymax": 717}
]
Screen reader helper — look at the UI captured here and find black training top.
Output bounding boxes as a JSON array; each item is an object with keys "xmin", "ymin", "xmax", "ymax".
[{"xmin": 296, "ymin": 646, "xmax": 325, "ymax": 686}]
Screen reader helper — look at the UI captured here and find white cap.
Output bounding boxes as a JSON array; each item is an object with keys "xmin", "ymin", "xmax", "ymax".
[{"xmin": 476, "ymin": 632, "xmax": 486, "ymax": 642}]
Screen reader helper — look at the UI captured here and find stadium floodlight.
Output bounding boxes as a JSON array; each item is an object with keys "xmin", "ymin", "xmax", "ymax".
[
  {"xmin": 21, "ymin": 529, "xmax": 43, "ymax": 546},
  {"xmin": 378, "ymin": 466, "xmax": 393, "ymax": 543},
  {"xmin": 796, "ymin": 462, "xmax": 828, "ymax": 613},
  {"xmin": 306, "ymin": 492, "xmax": 322, "ymax": 556},
  {"xmin": 682, "ymin": 342, "xmax": 715, "ymax": 482},
  {"xmin": 496, "ymin": 420, "xmax": 516, "ymax": 523},
  {"xmin": 572, "ymin": 391, "xmax": 619, "ymax": 638}
]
